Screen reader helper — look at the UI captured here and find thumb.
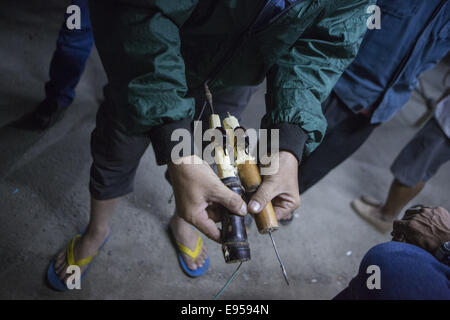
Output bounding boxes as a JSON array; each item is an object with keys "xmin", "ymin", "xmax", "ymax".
[
  {"xmin": 248, "ymin": 180, "xmax": 277, "ymax": 214},
  {"xmin": 208, "ymin": 182, "xmax": 247, "ymax": 216}
]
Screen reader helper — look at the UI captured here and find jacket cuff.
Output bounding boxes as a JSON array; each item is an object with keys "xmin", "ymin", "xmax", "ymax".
[
  {"xmin": 149, "ymin": 119, "xmax": 193, "ymax": 165},
  {"xmin": 263, "ymin": 122, "xmax": 308, "ymax": 165}
]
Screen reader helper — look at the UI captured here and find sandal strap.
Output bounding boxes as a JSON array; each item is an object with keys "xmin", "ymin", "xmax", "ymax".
[
  {"xmin": 360, "ymin": 195, "xmax": 382, "ymax": 207},
  {"xmin": 176, "ymin": 233, "xmax": 203, "ymax": 259},
  {"xmin": 67, "ymin": 234, "xmax": 98, "ymax": 267}
]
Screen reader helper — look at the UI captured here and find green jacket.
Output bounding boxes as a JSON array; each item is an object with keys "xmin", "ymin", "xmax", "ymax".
[{"xmin": 89, "ymin": 0, "xmax": 374, "ymax": 164}]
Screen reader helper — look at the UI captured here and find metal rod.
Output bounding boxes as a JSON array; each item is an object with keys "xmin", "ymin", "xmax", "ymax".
[
  {"xmin": 204, "ymin": 82, "xmax": 215, "ymax": 114},
  {"xmin": 214, "ymin": 262, "xmax": 243, "ymax": 300},
  {"xmin": 268, "ymin": 231, "xmax": 289, "ymax": 286}
]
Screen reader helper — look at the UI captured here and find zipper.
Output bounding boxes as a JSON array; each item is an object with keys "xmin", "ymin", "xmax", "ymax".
[{"xmin": 205, "ymin": 0, "xmax": 305, "ymax": 89}]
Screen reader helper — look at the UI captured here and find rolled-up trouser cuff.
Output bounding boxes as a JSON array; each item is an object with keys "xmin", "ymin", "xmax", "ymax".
[
  {"xmin": 390, "ymin": 118, "xmax": 450, "ymax": 187},
  {"xmin": 149, "ymin": 118, "xmax": 194, "ymax": 165},
  {"xmin": 89, "ymin": 164, "xmax": 137, "ymax": 200},
  {"xmin": 262, "ymin": 122, "xmax": 308, "ymax": 164}
]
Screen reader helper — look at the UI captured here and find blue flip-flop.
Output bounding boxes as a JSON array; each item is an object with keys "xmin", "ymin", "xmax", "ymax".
[
  {"xmin": 47, "ymin": 232, "xmax": 109, "ymax": 291},
  {"xmin": 169, "ymin": 228, "xmax": 209, "ymax": 277}
]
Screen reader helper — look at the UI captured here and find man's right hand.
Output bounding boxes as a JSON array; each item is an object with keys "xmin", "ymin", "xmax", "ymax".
[{"xmin": 168, "ymin": 155, "xmax": 247, "ymax": 243}]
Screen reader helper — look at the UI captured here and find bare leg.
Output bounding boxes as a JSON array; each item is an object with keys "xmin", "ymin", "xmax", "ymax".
[
  {"xmin": 380, "ymin": 179, "xmax": 425, "ymax": 220},
  {"xmin": 352, "ymin": 179, "xmax": 425, "ymax": 233},
  {"xmin": 53, "ymin": 197, "xmax": 118, "ymax": 282}
]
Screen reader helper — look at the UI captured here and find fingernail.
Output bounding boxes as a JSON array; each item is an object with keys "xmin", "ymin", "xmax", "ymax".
[
  {"xmin": 240, "ymin": 202, "xmax": 247, "ymax": 215},
  {"xmin": 249, "ymin": 200, "xmax": 260, "ymax": 213}
]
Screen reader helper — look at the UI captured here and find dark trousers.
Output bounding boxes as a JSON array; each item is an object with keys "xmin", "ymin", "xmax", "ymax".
[
  {"xmin": 299, "ymin": 92, "xmax": 378, "ymax": 193},
  {"xmin": 334, "ymin": 241, "xmax": 450, "ymax": 300},
  {"xmin": 45, "ymin": 0, "xmax": 93, "ymax": 108},
  {"xmin": 391, "ymin": 118, "xmax": 450, "ymax": 187}
]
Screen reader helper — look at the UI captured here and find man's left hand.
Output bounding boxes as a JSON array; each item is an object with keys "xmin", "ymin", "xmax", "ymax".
[{"xmin": 248, "ymin": 151, "xmax": 300, "ymax": 220}]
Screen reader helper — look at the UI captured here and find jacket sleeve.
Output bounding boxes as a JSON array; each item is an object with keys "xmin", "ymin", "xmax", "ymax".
[
  {"xmin": 89, "ymin": 0, "xmax": 199, "ymax": 165},
  {"xmin": 262, "ymin": 0, "xmax": 375, "ymax": 163}
]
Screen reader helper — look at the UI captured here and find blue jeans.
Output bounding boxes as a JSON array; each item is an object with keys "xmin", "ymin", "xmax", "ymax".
[
  {"xmin": 334, "ymin": 242, "xmax": 450, "ymax": 300},
  {"xmin": 45, "ymin": 0, "xmax": 93, "ymax": 108}
]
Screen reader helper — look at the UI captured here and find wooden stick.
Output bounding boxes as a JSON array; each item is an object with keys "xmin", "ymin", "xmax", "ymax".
[
  {"xmin": 223, "ymin": 115, "xmax": 279, "ymax": 234},
  {"xmin": 210, "ymin": 114, "xmax": 250, "ymax": 263}
]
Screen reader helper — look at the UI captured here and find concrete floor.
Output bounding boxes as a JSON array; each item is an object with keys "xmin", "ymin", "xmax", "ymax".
[{"xmin": 0, "ymin": 1, "xmax": 449, "ymax": 300}]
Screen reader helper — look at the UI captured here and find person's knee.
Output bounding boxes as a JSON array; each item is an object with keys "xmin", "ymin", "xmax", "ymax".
[
  {"xmin": 360, "ymin": 241, "xmax": 418, "ymax": 273},
  {"xmin": 357, "ymin": 241, "xmax": 450, "ymax": 299}
]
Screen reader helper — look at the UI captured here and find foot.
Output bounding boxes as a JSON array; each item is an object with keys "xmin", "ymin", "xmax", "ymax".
[
  {"xmin": 31, "ymin": 99, "xmax": 66, "ymax": 130},
  {"xmin": 170, "ymin": 214, "xmax": 208, "ymax": 270},
  {"xmin": 360, "ymin": 195, "xmax": 383, "ymax": 207},
  {"xmin": 351, "ymin": 197, "xmax": 393, "ymax": 233},
  {"xmin": 53, "ymin": 227, "xmax": 109, "ymax": 285}
]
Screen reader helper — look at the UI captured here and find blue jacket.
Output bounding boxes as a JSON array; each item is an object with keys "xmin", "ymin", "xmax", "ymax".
[{"xmin": 334, "ymin": 0, "xmax": 450, "ymax": 123}]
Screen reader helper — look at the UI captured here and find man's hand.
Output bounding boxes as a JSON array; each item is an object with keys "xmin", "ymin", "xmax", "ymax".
[
  {"xmin": 248, "ymin": 151, "xmax": 300, "ymax": 220},
  {"xmin": 168, "ymin": 155, "xmax": 247, "ymax": 243}
]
